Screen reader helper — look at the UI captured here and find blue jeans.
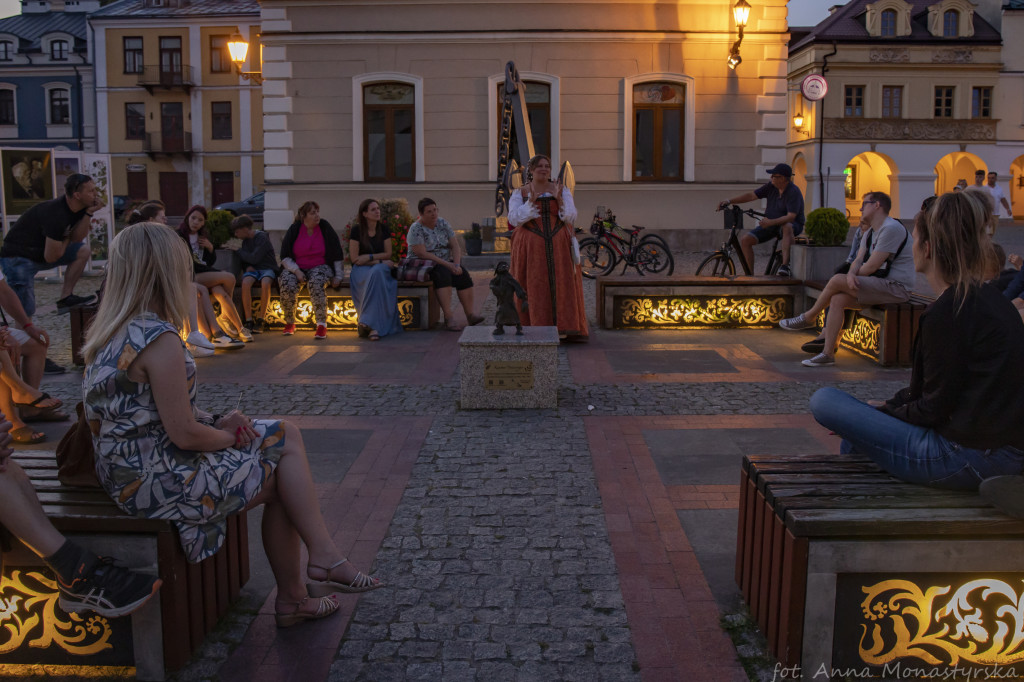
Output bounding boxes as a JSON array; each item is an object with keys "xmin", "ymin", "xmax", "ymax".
[
  {"xmin": 810, "ymin": 387, "xmax": 1024, "ymax": 491},
  {"xmin": 0, "ymin": 241, "xmax": 86, "ymax": 317}
]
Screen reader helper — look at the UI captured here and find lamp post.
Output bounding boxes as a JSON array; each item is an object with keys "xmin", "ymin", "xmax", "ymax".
[
  {"xmin": 227, "ymin": 33, "xmax": 263, "ymax": 84},
  {"xmin": 728, "ymin": 0, "xmax": 751, "ymax": 69}
]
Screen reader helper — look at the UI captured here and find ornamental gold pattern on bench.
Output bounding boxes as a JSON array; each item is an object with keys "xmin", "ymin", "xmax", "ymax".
[
  {"xmin": 616, "ymin": 296, "xmax": 789, "ymax": 328},
  {"xmin": 815, "ymin": 310, "xmax": 881, "ymax": 361},
  {"xmin": 260, "ymin": 297, "xmax": 417, "ymax": 329}
]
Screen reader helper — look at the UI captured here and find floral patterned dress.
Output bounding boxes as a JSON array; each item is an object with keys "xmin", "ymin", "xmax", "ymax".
[{"xmin": 83, "ymin": 313, "xmax": 285, "ymax": 563}]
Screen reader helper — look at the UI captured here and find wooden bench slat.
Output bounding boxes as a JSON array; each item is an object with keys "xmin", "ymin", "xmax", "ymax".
[{"xmin": 784, "ymin": 506, "xmax": 1024, "ymax": 536}]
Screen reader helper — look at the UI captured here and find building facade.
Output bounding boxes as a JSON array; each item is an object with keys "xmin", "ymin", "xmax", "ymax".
[
  {"xmin": 259, "ymin": 0, "xmax": 792, "ymax": 245},
  {"xmin": 787, "ymin": 0, "xmax": 1023, "ymax": 221},
  {"xmin": 0, "ymin": 0, "xmax": 97, "ymax": 151},
  {"xmin": 90, "ymin": 0, "xmax": 262, "ymax": 216}
]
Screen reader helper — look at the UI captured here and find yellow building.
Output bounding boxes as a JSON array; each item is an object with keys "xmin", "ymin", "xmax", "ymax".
[{"xmin": 90, "ymin": 0, "xmax": 262, "ymax": 217}]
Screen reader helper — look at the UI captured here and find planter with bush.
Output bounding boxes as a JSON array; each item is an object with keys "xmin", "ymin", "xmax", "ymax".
[{"xmin": 791, "ymin": 208, "xmax": 852, "ymax": 280}]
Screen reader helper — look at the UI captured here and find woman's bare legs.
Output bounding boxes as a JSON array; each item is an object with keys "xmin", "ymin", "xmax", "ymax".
[
  {"xmin": 210, "ymin": 285, "xmax": 245, "ymax": 332},
  {"xmin": 0, "ymin": 460, "xmax": 64, "ymax": 557},
  {"xmin": 0, "ymin": 382, "xmax": 33, "ymax": 435},
  {"xmin": 246, "ymin": 421, "xmax": 375, "ymax": 609},
  {"xmin": 195, "ymin": 284, "xmax": 226, "ymax": 338},
  {"xmin": 0, "ymin": 351, "xmax": 57, "ymax": 407}
]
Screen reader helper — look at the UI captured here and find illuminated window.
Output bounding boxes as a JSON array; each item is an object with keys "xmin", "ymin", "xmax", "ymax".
[
  {"xmin": 363, "ymin": 82, "xmax": 415, "ymax": 182},
  {"xmin": 632, "ymin": 82, "xmax": 685, "ymax": 181}
]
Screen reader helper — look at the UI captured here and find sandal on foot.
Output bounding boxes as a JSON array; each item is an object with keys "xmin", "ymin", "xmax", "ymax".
[
  {"xmin": 368, "ymin": 331, "xmax": 380, "ymax": 341},
  {"xmin": 275, "ymin": 594, "xmax": 340, "ymax": 628},
  {"xmin": 357, "ymin": 323, "xmax": 371, "ymax": 339},
  {"xmin": 14, "ymin": 392, "xmax": 63, "ymax": 411},
  {"xmin": 18, "ymin": 403, "xmax": 70, "ymax": 422},
  {"xmin": 307, "ymin": 558, "xmax": 385, "ymax": 596},
  {"xmin": 10, "ymin": 425, "xmax": 45, "ymax": 444}
]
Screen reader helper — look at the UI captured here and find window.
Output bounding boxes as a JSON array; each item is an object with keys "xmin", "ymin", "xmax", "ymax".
[
  {"xmin": 210, "ymin": 35, "xmax": 230, "ymax": 73},
  {"xmin": 125, "ymin": 102, "xmax": 145, "ymax": 140},
  {"xmin": 159, "ymin": 36, "xmax": 182, "ymax": 78},
  {"xmin": 48, "ymin": 88, "xmax": 69, "ymax": 124},
  {"xmin": 363, "ymin": 82, "xmax": 415, "ymax": 181},
  {"xmin": 123, "ymin": 37, "xmax": 143, "ymax": 74},
  {"xmin": 880, "ymin": 10, "xmax": 896, "ymax": 37},
  {"xmin": 972, "ymin": 87, "xmax": 992, "ymax": 118},
  {"xmin": 844, "ymin": 86, "xmax": 864, "ymax": 118},
  {"xmin": 881, "ymin": 86, "xmax": 903, "ymax": 118},
  {"xmin": 495, "ymin": 81, "xmax": 550, "ymax": 167},
  {"xmin": 934, "ymin": 86, "xmax": 954, "ymax": 118},
  {"xmin": 0, "ymin": 89, "xmax": 14, "ymax": 125},
  {"xmin": 50, "ymin": 39, "xmax": 69, "ymax": 61},
  {"xmin": 0, "ymin": 41, "xmax": 13, "ymax": 61},
  {"xmin": 211, "ymin": 101, "xmax": 232, "ymax": 139},
  {"xmin": 632, "ymin": 82, "xmax": 685, "ymax": 181},
  {"xmin": 943, "ymin": 10, "xmax": 959, "ymax": 37}
]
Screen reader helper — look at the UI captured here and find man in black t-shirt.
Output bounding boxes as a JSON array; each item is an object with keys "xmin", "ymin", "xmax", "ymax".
[
  {"xmin": 0, "ymin": 173, "xmax": 100, "ymax": 318},
  {"xmin": 718, "ymin": 163, "xmax": 805, "ymax": 277}
]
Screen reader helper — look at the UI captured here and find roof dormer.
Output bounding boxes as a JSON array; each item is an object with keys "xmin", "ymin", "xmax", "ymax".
[
  {"xmin": 927, "ymin": 0, "xmax": 977, "ymax": 38},
  {"xmin": 865, "ymin": 0, "xmax": 914, "ymax": 37}
]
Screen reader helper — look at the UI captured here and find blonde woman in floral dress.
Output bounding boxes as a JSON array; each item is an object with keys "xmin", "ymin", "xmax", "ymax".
[{"xmin": 82, "ymin": 223, "xmax": 383, "ymax": 628}]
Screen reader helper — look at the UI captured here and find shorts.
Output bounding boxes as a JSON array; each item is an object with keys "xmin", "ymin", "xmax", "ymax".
[
  {"xmin": 854, "ymin": 277, "xmax": 911, "ymax": 306},
  {"xmin": 242, "ymin": 268, "xmax": 277, "ymax": 281},
  {"xmin": 430, "ymin": 265, "xmax": 474, "ymax": 291},
  {"xmin": 0, "ymin": 241, "xmax": 88, "ymax": 317},
  {"xmin": 750, "ymin": 222, "xmax": 804, "ymax": 244}
]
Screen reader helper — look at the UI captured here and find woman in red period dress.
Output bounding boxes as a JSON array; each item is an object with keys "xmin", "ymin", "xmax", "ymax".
[{"xmin": 507, "ymin": 155, "xmax": 588, "ymax": 340}]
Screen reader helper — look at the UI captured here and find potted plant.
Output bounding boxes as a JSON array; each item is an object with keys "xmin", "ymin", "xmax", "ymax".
[
  {"xmin": 463, "ymin": 222, "xmax": 483, "ymax": 256},
  {"xmin": 207, "ymin": 208, "xmax": 241, "ymax": 274},
  {"xmin": 790, "ymin": 207, "xmax": 852, "ymax": 280}
]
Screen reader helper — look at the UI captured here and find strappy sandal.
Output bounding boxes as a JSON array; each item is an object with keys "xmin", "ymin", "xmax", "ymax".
[
  {"xmin": 10, "ymin": 425, "xmax": 45, "ymax": 444},
  {"xmin": 274, "ymin": 594, "xmax": 340, "ymax": 628},
  {"xmin": 307, "ymin": 558, "xmax": 385, "ymax": 596},
  {"xmin": 368, "ymin": 331, "xmax": 380, "ymax": 341},
  {"xmin": 14, "ymin": 392, "xmax": 63, "ymax": 411},
  {"xmin": 15, "ymin": 393, "xmax": 68, "ymax": 422}
]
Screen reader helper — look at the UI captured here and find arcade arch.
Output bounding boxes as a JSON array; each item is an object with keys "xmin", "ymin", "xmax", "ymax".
[
  {"xmin": 934, "ymin": 151, "xmax": 985, "ymax": 195},
  {"xmin": 844, "ymin": 152, "xmax": 898, "ymax": 220},
  {"xmin": 1011, "ymin": 155, "xmax": 1024, "ymax": 219},
  {"xmin": 791, "ymin": 153, "xmax": 808, "ymax": 205}
]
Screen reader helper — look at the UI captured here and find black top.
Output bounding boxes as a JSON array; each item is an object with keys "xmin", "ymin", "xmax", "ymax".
[
  {"xmin": 754, "ymin": 182, "xmax": 805, "ymax": 228},
  {"xmin": 0, "ymin": 196, "xmax": 87, "ymax": 262},
  {"xmin": 178, "ymin": 230, "xmax": 216, "ymax": 272},
  {"xmin": 279, "ymin": 219, "xmax": 344, "ymax": 266},
  {"xmin": 349, "ymin": 223, "xmax": 391, "ymax": 259},
  {"xmin": 236, "ymin": 230, "xmax": 279, "ymax": 273},
  {"xmin": 883, "ymin": 283, "xmax": 1024, "ymax": 450}
]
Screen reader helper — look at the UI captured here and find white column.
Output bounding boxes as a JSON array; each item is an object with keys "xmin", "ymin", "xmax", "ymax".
[
  {"xmin": 239, "ymin": 86, "xmax": 252, "ymax": 196},
  {"xmin": 189, "ymin": 24, "xmax": 203, "ymax": 207}
]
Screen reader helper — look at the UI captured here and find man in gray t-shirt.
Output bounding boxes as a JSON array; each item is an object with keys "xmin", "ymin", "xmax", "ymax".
[{"xmin": 777, "ymin": 191, "xmax": 913, "ymax": 367}]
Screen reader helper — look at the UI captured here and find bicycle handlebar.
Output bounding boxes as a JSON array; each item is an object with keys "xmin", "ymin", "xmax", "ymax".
[{"xmin": 716, "ymin": 203, "xmax": 766, "ymax": 219}]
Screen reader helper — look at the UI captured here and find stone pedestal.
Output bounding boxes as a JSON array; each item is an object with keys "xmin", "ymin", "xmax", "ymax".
[{"xmin": 459, "ymin": 325, "xmax": 558, "ymax": 409}]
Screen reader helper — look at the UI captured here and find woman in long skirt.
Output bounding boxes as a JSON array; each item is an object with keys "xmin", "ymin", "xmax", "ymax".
[{"xmin": 349, "ymin": 199, "xmax": 402, "ymax": 340}]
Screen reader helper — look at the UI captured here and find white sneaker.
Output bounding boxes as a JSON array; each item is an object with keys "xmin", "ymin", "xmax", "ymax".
[
  {"xmin": 188, "ymin": 344, "xmax": 215, "ymax": 358},
  {"xmin": 801, "ymin": 353, "xmax": 835, "ymax": 367},
  {"xmin": 780, "ymin": 314, "xmax": 815, "ymax": 331},
  {"xmin": 210, "ymin": 332, "xmax": 245, "ymax": 349},
  {"xmin": 217, "ymin": 316, "xmax": 241, "ymax": 338},
  {"xmin": 186, "ymin": 331, "xmax": 216, "ymax": 350},
  {"xmin": 237, "ymin": 326, "xmax": 253, "ymax": 343}
]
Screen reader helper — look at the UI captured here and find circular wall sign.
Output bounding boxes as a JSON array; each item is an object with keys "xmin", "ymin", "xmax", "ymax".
[{"xmin": 801, "ymin": 74, "xmax": 828, "ymax": 101}]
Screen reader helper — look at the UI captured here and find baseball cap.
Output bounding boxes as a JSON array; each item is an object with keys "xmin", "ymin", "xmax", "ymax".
[{"xmin": 766, "ymin": 163, "xmax": 793, "ymax": 178}]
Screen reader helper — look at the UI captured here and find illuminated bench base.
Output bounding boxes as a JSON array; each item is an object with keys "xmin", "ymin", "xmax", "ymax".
[{"xmin": 738, "ymin": 452, "xmax": 1024, "ymax": 676}]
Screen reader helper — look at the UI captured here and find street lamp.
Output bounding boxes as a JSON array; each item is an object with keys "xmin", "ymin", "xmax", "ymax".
[
  {"xmin": 793, "ymin": 112, "xmax": 804, "ymax": 128},
  {"xmin": 728, "ymin": 0, "xmax": 751, "ymax": 70},
  {"xmin": 227, "ymin": 33, "xmax": 263, "ymax": 84}
]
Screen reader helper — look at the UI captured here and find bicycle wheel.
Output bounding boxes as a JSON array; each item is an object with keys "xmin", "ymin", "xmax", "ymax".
[
  {"xmin": 696, "ymin": 252, "xmax": 736, "ymax": 277},
  {"xmin": 637, "ymin": 235, "xmax": 675, "ymax": 275},
  {"xmin": 579, "ymin": 238, "xmax": 616, "ymax": 279}
]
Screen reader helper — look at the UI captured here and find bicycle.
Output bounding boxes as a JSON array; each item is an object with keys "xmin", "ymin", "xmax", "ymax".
[
  {"xmin": 578, "ymin": 207, "xmax": 675, "ymax": 279},
  {"xmin": 695, "ymin": 204, "xmax": 784, "ymax": 277}
]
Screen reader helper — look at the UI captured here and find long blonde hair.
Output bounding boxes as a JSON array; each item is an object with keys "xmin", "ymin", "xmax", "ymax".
[
  {"xmin": 920, "ymin": 191, "xmax": 990, "ymax": 304},
  {"xmin": 83, "ymin": 222, "xmax": 193, "ymax": 364}
]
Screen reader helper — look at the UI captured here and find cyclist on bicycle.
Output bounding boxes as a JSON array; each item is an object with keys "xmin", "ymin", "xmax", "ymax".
[{"xmin": 717, "ymin": 163, "xmax": 805, "ymax": 277}]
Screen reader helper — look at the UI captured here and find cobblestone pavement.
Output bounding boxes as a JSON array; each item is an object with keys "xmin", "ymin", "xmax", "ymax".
[{"xmin": 13, "ymin": 258, "xmax": 933, "ymax": 682}]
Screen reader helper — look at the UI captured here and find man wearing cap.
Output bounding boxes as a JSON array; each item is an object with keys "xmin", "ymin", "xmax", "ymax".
[{"xmin": 718, "ymin": 163, "xmax": 805, "ymax": 277}]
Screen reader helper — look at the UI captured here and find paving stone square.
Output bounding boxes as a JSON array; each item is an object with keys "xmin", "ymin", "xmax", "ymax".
[{"xmin": 606, "ymin": 349, "xmax": 738, "ymax": 375}]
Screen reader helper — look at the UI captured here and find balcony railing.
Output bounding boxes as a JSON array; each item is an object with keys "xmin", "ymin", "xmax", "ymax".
[
  {"xmin": 144, "ymin": 131, "xmax": 193, "ymax": 157},
  {"xmin": 137, "ymin": 65, "xmax": 196, "ymax": 91},
  {"xmin": 823, "ymin": 118, "xmax": 997, "ymax": 142}
]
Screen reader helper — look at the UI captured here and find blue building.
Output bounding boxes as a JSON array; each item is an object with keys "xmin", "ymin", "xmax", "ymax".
[{"xmin": 0, "ymin": 0, "xmax": 98, "ymax": 151}]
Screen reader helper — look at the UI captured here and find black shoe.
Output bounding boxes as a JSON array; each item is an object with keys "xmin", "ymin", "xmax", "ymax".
[
  {"xmin": 44, "ymin": 358, "xmax": 66, "ymax": 375},
  {"xmin": 56, "ymin": 293, "xmax": 98, "ymax": 313},
  {"xmin": 777, "ymin": 264, "xmax": 792, "ymax": 278},
  {"xmin": 801, "ymin": 338, "xmax": 826, "ymax": 354},
  {"xmin": 57, "ymin": 555, "xmax": 162, "ymax": 618},
  {"xmin": 980, "ymin": 476, "xmax": 1024, "ymax": 519},
  {"xmin": 248, "ymin": 319, "xmax": 262, "ymax": 335}
]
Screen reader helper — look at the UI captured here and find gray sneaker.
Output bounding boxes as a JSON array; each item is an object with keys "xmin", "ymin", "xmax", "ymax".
[
  {"xmin": 780, "ymin": 314, "xmax": 814, "ymax": 331},
  {"xmin": 801, "ymin": 353, "xmax": 835, "ymax": 367}
]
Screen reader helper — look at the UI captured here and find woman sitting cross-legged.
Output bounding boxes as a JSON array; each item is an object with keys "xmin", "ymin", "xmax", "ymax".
[
  {"xmin": 348, "ymin": 199, "xmax": 402, "ymax": 341},
  {"xmin": 809, "ymin": 191, "xmax": 1024, "ymax": 503},
  {"xmin": 278, "ymin": 201, "xmax": 344, "ymax": 340},
  {"xmin": 82, "ymin": 223, "xmax": 384, "ymax": 628}
]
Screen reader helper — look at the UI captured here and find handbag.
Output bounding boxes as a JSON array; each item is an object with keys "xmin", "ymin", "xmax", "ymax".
[
  {"xmin": 392, "ymin": 257, "xmax": 435, "ymax": 282},
  {"xmin": 55, "ymin": 401, "xmax": 101, "ymax": 487}
]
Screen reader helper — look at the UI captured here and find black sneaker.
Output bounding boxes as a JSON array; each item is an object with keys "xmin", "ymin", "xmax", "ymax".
[
  {"xmin": 56, "ymin": 293, "xmax": 98, "ymax": 313},
  {"xmin": 777, "ymin": 264, "xmax": 793, "ymax": 277},
  {"xmin": 248, "ymin": 319, "xmax": 262, "ymax": 335},
  {"xmin": 57, "ymin": 555, "xmax": 162, "ymax": 618},
  {"xmin": 801, "ymin": 338, "xmax": 826, "ymax": 354},
  {"xmin": 44, "ymin": 358, "xmax": 66, "ymax": 375}
]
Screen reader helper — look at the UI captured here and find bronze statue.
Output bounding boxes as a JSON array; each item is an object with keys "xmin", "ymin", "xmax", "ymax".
[{"xmin": 489, "ymin": 261, "xmax": 528, "ymax": 335}]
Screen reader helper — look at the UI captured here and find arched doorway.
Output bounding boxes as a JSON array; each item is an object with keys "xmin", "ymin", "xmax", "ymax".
[
  {"xmin": 1011, "ymin": 155, "xmax": 1024, "ymax": 220},
  {"xmin": 934, "ymin": 152, "xmax": 985, "ymax": 195},
  {"xmin": 791, "ymin": 153, "xmax": 808, "ymax": 208},
  {"xmin": 844, "ymin": 152, "xmax": 898, "ymax": 221}
]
